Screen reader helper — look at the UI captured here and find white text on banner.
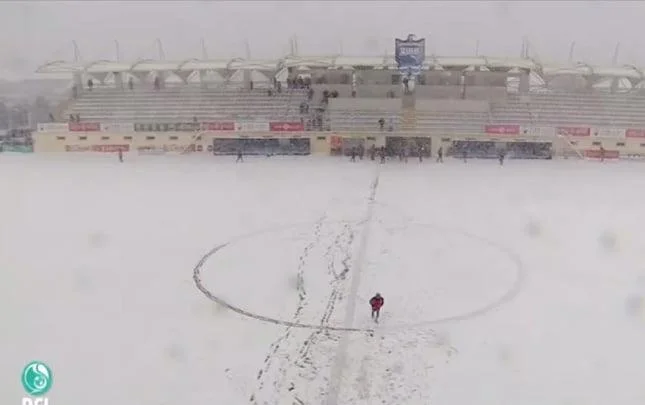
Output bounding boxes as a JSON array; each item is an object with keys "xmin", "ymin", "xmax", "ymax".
[
  {"xmin": 37, "ymin": 123, "xmax": 69, "ymax": 132},
  {"xmin": 235, "ymin": 122, "xmax": 269, "ymax": 132}
]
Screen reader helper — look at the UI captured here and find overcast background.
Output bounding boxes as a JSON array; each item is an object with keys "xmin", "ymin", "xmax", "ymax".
[{"xmin": 0, "ymin": 1, "xmax": 644, "ymax": 79}]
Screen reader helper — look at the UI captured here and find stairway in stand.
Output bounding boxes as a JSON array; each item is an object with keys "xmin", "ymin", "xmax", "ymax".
[{"xmin": 401, "ymin": 91, "xmax": 417, "ymax": 130}]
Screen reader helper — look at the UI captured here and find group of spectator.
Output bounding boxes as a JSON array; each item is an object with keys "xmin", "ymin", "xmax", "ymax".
[{"xmin": 287, "ymin": 76, "xmax": 311, "ymax": 89}]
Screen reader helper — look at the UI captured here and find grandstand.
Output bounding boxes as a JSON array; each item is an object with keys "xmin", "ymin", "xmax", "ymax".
[
  {"xmin": 32, "ymin": 52, "xmax": 645, "ymax": 158},
  {"xmin": 66, "ymin": 85, "xmax": 309, "ymax": 124}
]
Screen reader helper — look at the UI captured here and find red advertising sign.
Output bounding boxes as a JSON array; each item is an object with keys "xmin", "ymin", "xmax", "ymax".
[
  {"xmin": 557, "ymin": 127, "xmax": 590, "ymax": 137},
  {"xmin": 202, "ymin": 122, "xmax": 235, "ymax": 131},
  {"xmin": 625, "ymin": 129, "xmax": 645, "ymax": 138},
  {"xmin": 66, "ymin": 144, "xmax": 129, "ymax": 152},
  {"xmin": 584, "ymin": 149, "xmax": 619, "ymax": 159},
  {"xmin": 68, "ymin": 122, "xmax": 101, "ymax": 132},
  {"xmin": 270, "ymin": 122, "xmax": 305, "ymax": 132},
  {"xmin": 484, "ymin": 124, "xmax": 520, "ymax": 135}
]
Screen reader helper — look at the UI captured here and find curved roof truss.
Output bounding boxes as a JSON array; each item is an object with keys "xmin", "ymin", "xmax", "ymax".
[{"xmin": 33, "ymin": 54, "xmax": 645, "ymax": 83}]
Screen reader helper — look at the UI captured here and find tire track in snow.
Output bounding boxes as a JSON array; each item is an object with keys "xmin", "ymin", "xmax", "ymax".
[
  {"xmin": 325, "ymin": 170, "xmax": 381, "ymax": 405},
  {"xmin": 288, "ymin": 222, "xmax": 356, "ymax": 405},
  {"xmin": 249, "ymin": 214, "xmax": 326, "ymax": 404}
]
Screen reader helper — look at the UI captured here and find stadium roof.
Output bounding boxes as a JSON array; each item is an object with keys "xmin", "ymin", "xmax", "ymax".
[
  {"xmin": 34, "ymin": 55, "xmax": 645, "ymax": 81},
  {"xmin": 35, "ymin": 58, "xmax": 281, "ymax": 74}
]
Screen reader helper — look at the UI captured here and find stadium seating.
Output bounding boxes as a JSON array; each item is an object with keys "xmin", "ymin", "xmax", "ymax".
[
  {"xmin": 491, "ymin": 92, "xmax": 645, "ymax": 128},
  {"xmin": 326, "ymin": 91, "xmax": 645, "ymax": 134},
  {"xmin": 62, "ymin": 78, "xmax": 645, "ymax": 134},
  {"xmin": 413, "ymin": 111, "xmax": 489, "ymax": 135},
  {"xmin": 65, "ymin": 85, "xmax": 309, "ymax": 123},
  {"xmin": 326, "ymin": 98, "xmax": 402, "ymax": 132}
]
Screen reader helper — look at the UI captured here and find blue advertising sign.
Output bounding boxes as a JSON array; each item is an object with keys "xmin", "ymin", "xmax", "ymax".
[{"xmin": 395, "ymin": 34, "xmax": 425, "ymax": 77}]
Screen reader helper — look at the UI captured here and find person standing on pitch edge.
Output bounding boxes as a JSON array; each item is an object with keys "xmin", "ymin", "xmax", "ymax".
[{"xmin": 370, "ymin": 293, "xmax": 384, "ymax": 322}]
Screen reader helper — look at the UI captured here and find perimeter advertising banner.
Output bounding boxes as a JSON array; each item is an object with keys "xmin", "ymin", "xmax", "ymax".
[
  {"xmin": 395, "ymin": 34, "xmax": 425, "ymax": 76},
  {"xmin": 0, "ymin": 144, "xmax": 33, "ymax": 153}
]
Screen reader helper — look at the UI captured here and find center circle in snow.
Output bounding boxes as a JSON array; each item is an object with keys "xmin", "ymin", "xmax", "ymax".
[{"xmin": 193, "ymin": 219, "xmax": 524, "ymax": 332}]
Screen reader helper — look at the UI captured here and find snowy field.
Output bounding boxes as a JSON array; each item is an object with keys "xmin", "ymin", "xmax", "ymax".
[{"xmin": 2, "ymin": 153, "xmax": 645, "ymax": 405}]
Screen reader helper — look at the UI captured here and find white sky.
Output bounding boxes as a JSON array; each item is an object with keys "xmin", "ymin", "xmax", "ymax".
[{"xmin": 1, "ymin": 1, "xmax": 644, "ymax": 77}]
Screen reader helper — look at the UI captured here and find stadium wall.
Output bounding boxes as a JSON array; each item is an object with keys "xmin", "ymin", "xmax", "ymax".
[
  {"xmin": 32, "ymin": 123, "xmax": 645, "ymax": 160},
  {"xmin": 33, "ymin": 131, "xmax": 335, "ymax": 155}
]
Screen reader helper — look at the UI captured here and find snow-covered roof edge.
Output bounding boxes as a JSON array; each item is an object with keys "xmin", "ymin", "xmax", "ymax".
[{"xmin": 35, "ymin": 55, "xmax": 645, "ymax": 81}]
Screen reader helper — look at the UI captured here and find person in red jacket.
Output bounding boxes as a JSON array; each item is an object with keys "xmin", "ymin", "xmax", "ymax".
[{"xmin": 369, "ymin": 293, "xmax": 384, "ymax": 322}]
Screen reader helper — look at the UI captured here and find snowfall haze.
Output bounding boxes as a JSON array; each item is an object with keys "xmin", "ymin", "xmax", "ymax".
[
  {"xmin": 2, "ymin": 1, "xmax": 645, "ymax": 405},
  {"xmin": 2, "ymin": 1, "xmax": 645, "ymax": 78}
]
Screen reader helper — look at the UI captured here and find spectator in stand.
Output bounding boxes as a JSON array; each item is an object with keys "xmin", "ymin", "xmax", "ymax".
[
  {"xmin": 87, "ymin": 79, "xmax": 93, "ymax": 91},
  {"xmin": 378, "ymin": 118, "xmax": 385, "ymax": 131},
  {"xmin": 308, "ymin": 88, "xmax": 314, "ymax": 101},
  {"xmin": 322, "ymin": 89, "xmax": 330, "ymax": 105}
]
